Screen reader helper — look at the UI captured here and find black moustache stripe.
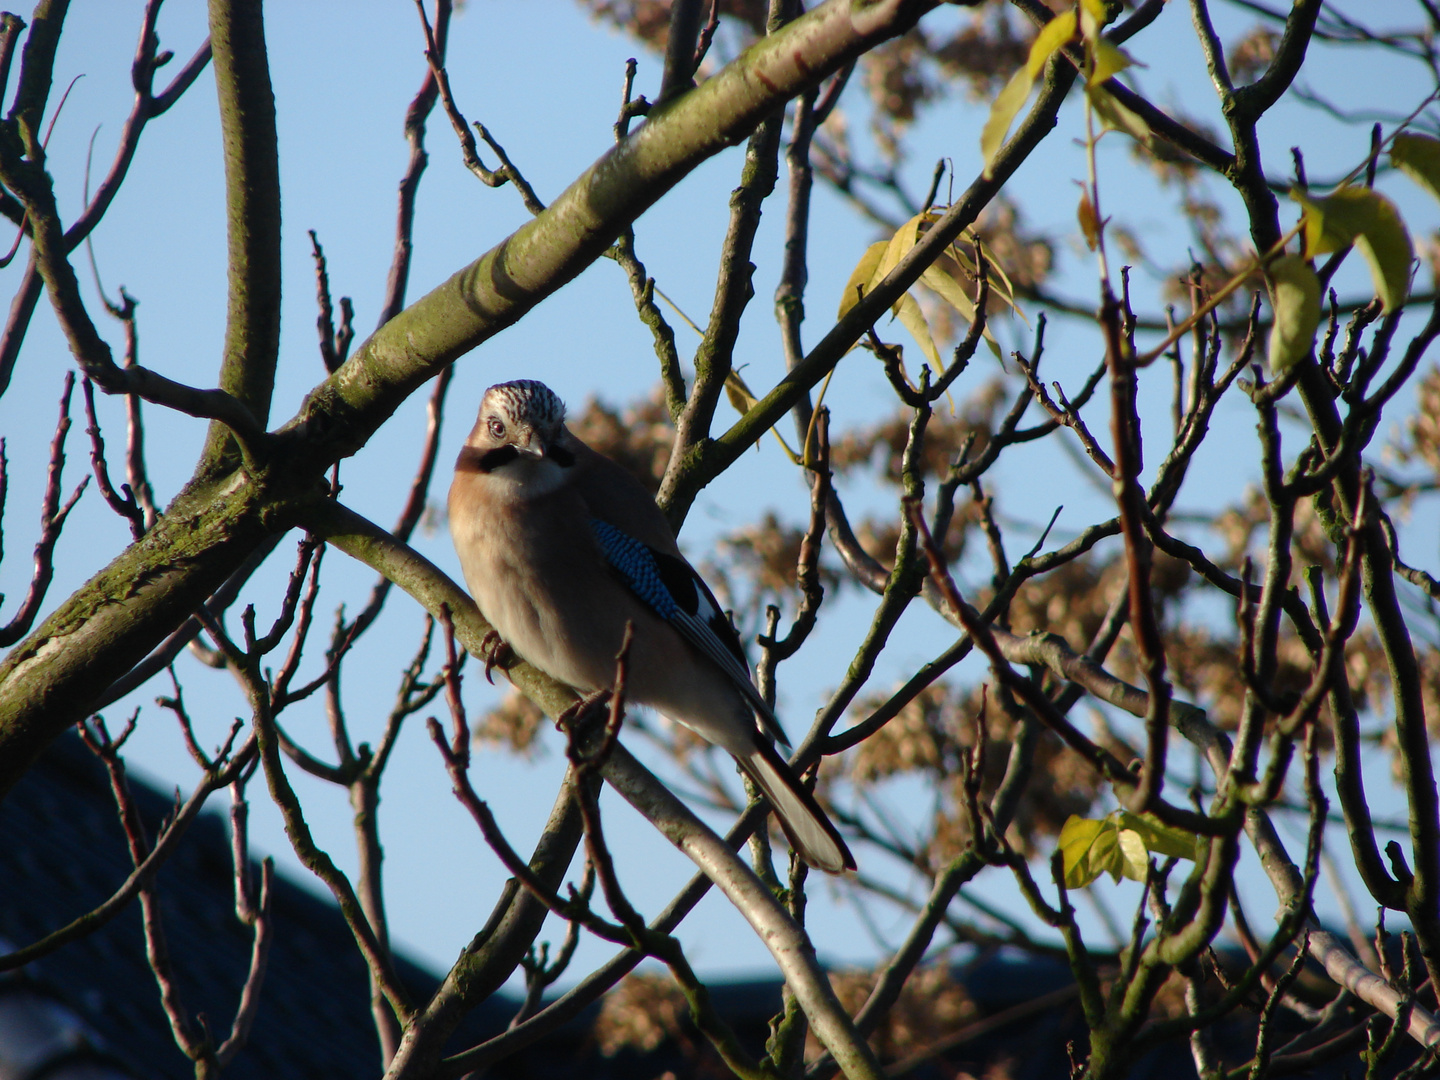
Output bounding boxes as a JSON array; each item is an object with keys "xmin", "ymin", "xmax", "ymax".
[
  {"xmin": 452, "ymin": 443, "xmax": 521, "ymax": 472},
  {"xmin": 456, "ymin": 442, "xmax": 574, "ymax": 474},
  {"xmin": 474, "ymin": 445, "xmax": 519, "ymax": 472}
]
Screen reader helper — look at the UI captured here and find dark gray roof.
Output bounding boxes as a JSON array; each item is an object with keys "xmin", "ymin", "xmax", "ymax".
[{"xmin": 0, "ymin": 733, "xmax": 513, "ymax": 1079}]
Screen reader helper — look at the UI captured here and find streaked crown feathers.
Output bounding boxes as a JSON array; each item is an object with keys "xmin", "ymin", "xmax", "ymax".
[{"xmin": 482, "ymin": 379, "xmax": 566, "ymax": 437}]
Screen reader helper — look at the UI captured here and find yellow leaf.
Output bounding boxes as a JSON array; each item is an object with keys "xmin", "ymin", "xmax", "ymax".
[
  {"xmin": 944, "ymin": 240, "xmax": 978, "ymax": 278},
  {"xmin": 1265, "ymin": 254, "xmax": 1322, "ymax": 373},
  {"xmin": 1357, "ymin": 196, "xmax": 1414, "ymax": 313},
  {"xmin": 1059, "ymin": 814, "xmax": 1101, "ymax": 850},
  {"xmin": 905, "ymin": 224, "xmax": 1025, "ymax": 336},
  {"xmin": 1077, "ymin": 189, "xmax": 1101, "ymax": 251},
  {"xmin": 872, "ymin": 213, "xmax": 928, "ymax": 312},
  {"xmin": 1294, "ymin": 186, "xmax": 1413, "ymax": 312},
  {"xmin": 1117, "ymin": 811, "xmax": 1197, "ymax": 862},
  {"xmin": 1117, "ymin": 829, "xmax": 1150, "ymax": 882},
  {"xmin": 1393, "ymin": 133, "xmax": 1440, "ymax": 207},
  {"xmin": 1296, "ymin": 190, "xmax": 1359, "ymax": 257},
  {"xmin": 724, "ymin": 369, "xmax": 758, "ymax": 414},
  {"xmin": 1086, "ymin": 85, "xmax": 1151, "ymax": 144},
  {"xmin": 981, "ymin": 69, "xmax": 1034, "ymax": 180},
  {"xmin": 1293, "ymin": 190, "xmax": 1347, "ymax": 257},
  {"xmin": 723, "ymin": 370, "xmax": 766, "ymax": 451},
  {"xmin": 920, "ymin": 262, "xmax": 977, "ymax": 318},
  {"xmin": 894, "ymin": 292, "xmax": 942, "ymax": 371},
  {"xmin": 1079, "ymin": 0, "xmax": 1107, "ymax": 41},
  {"xmin": 982, "ymin": 12, "xmax": 1077, "ymax": 177},
  {"xmin": 1062, "ymin": 811, "xmax": 1198, "ymax": 890},
  {"xmin": 941, "ymin": 237, "xmax": 1019, "ymax": 311},
  {"xmin": 1028, "ymin": 11, "xmax": 1079, "ymax": 78},
  {"xmin": 917, "ymin": 261, "xmax": 1004, "ymax": 360},
  {"xmin": 966, "ymin": 240, "xmax": 1024, "ymax": 319},
  {"xmin": 724, "ymin": 369, "xmax": 801, "ymax": 459},
  {"xmin": 838, "ymin": 241, "xmax": 887, "ymax": 320},
  {"xmin": 1088, "ymin": 40, "xmax": 1134, "ymax": 86}
]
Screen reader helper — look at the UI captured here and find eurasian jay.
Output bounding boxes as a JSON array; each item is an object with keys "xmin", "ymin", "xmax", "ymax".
[{"xmin": 448, "ymin": 379, "xmax": 854, "ymax": 874}]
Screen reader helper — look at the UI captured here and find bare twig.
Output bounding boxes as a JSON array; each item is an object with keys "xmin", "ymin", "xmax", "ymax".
[
  {"xmin": 0, "ymin": 4, "xmax": 211, "ymax": 396},
  {"xmin": 76, "ymin": 709, "xmax": 268, "ymax": 1073},
  {"xmin": 412, "ymin": 0, "xmax": 544, "ymax": 215},
  {"xmin": 0, "ymin": 374, "xmax": 87, "ymax": 646},
  {"xmin": 81, "ymin": 375, "xmax": 145, "ymax": 538},
  {"xmin": 379, "ymin": 0, "xmax": 449, "ymax": 329}
]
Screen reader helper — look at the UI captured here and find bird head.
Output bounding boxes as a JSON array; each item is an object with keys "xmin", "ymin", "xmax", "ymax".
[
  {"xmin": 459, "ymin": 380, "xmax": 576, "ymax": 485},
  {"xmin": 480, "ymin": 379, "xmax": 566, "ymax": 453}
]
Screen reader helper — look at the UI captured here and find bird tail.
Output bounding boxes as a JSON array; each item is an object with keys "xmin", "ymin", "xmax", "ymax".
[{"xmin": 738, "ymin": 739, "xmax": 855, "ymax": 874}]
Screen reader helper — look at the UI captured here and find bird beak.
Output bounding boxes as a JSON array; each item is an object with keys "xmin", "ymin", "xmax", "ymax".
[{"xmin": 514, "ymin": 428, "xmax": 548, "ymax": 458}]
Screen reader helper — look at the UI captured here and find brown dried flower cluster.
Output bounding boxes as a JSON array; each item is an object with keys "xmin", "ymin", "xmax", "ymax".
[
  {"xmin": 1394, "ymin": 364, "xmax": 1440, "ymax": 476},
  {"xmin": 593, "ymin": 971, "xmax": 690, "ymax": 1056},
  {"xmin": 818, "ymin": 964, "xmax": 977, "ymax": 1061},
  {"xmin": 474, "ymin": 688, "xmax": 547, "ymax": 757},
  {"xmin": 1227, "ymin": 25, "xmax": 1281, "ymax": 85},
  {"xmin": 704, "ymin": 511, "xmax": 841, "ymax": 620},
  {"xmin": 579, "ymin": 0, "xmax": 770, "ymax": 55},
  {"xmin": 847, "ymin": 682, "xmax": 1104, "ymax": 859},
  {"xmin": 830, "ymin": 380, "xmax": 1008, "ymax": 483}
]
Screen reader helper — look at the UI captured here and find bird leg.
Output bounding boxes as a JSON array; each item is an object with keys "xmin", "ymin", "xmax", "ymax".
[{"xmin": 479, "ymin": 629, "xmax": 516, "ymax": 684}]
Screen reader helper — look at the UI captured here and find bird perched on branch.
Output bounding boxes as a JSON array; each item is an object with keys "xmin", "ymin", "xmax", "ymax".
[{"xmin": 448, "ymin": 379, "xmax": 854, "ymax": 874}]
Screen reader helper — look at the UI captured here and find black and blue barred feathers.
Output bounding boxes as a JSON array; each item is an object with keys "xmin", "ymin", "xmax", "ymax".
[{"xmin": 591, "ymin": 519, "xmax": 678, "ymax": 620}]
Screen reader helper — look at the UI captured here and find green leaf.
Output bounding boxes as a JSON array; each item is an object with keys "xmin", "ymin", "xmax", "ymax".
[
  {"xmin": 1265, "ymin": 254, "xmax": 1322, "ymax": 373},
  {"xmin": 1059, "ymin": 815, "xmax": 1107, "ymax": 888},
  {"xmin": 1086, "ymin": 824, "xmax": 1126, "ymax": 884},
  {"xmin": 1295, "ymin": 186, "xmax": 1412, "ymax": 312},
  {"xmin": 1061, "ymin": 811, "xmax": 1198, "ymax": 890},
  {"xmin": 1392, "ymin": 133, "xmax": 1440, "ymax": 207},
  {"xmin": 838, "ymin": 241, "xmax": 887, "ymax": 320},
  {"xmin": 982, "ymin": 12, "xmax": 1076, "ymax": 177},
  {"xmin": 1116, "ymin": 810, "xmax": 1199, "ymax": 862}
]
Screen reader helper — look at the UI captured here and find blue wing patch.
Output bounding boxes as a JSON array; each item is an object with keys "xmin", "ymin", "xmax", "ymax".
[
  {"xmin": 591, "ymin": 518, "xmax": 677, "ymax": 619},
  {"xmin": 589, "ymin": 517, "xmax": 789, "ymax": 746}
]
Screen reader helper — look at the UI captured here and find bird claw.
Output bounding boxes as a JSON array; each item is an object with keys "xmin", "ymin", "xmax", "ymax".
[
  {"xmin": 480, "ymin": 630, "xmax": 515, "ymax": 684},
  {"xmin": 555, "ymin": 688, "xmax": 611, "ymax": 731}
]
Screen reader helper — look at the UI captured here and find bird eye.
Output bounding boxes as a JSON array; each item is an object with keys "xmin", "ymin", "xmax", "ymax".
[{"xmin": 487, "ymin": 417, "xmax": 505, "ymax": 439}]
